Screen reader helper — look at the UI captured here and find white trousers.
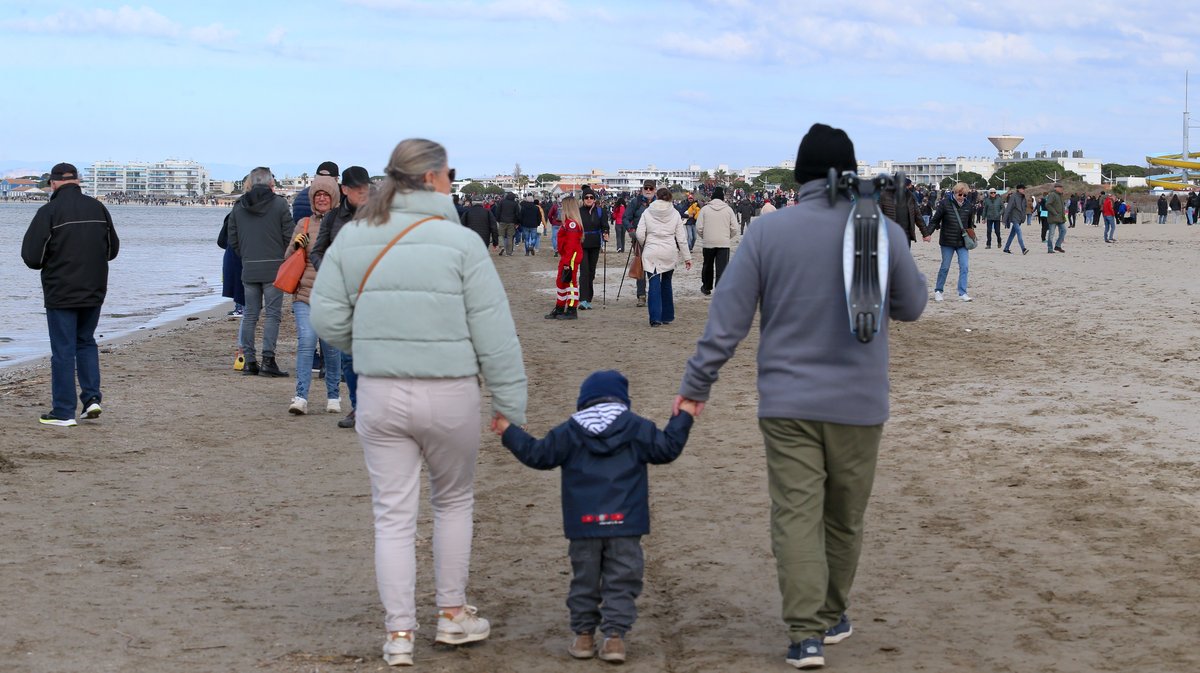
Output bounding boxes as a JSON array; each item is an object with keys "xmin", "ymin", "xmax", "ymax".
[{"xmin": 356, "ymin": 375, "xmax": 481, "ymax": 632}]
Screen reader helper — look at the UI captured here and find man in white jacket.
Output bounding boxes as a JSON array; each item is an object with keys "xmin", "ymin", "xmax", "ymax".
[{"xmin": 696, "ymin": 186, "xmax": 739, "ymax": 295}]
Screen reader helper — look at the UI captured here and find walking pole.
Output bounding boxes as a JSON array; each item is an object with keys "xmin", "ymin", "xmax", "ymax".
[
  {"xmin": 602, "ymin": 236, "xmax": 607, "ymax": 307},
  {"xmin": 615, "ymin": 242, "xmax": 634, "ymax": 302}
]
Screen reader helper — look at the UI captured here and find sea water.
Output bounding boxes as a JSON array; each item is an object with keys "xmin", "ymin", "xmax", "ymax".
[{"xmin": 1, "ymin": 202, "xmax": 231, "ymax": 367}]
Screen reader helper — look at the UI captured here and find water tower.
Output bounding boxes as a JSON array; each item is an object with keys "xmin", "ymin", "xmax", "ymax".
[{"xmin": 988, "ymin": 135, "xmax": 1024, "ymax": 160}]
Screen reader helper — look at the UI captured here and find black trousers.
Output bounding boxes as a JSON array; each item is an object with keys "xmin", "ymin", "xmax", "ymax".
[
  {"xmin": 579, "ymin": 247, "xmax": 601, "ymax": 303},
  {"xmin": 701, "ymin": 247, "xmax": 730, "ymax": 294}
]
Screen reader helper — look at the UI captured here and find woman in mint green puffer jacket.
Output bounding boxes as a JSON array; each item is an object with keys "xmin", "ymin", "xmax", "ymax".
[{"xmin": 310, "ymin": 138, "xmax": 526, "ymax": 666}]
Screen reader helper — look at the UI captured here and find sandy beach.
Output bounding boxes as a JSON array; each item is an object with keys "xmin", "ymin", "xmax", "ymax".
[{"xmin": 2, "ymin": 220, "xmax": 1199, "ymax": 673}]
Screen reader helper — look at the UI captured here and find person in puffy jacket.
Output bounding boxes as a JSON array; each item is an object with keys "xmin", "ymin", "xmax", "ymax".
[
  {"xmin": 495, "ymin": 370, "xmax": 694, "ymax": 664},
  {"xmin": 924, "ymin": 181, "xmax": 975, "ymax": 302},
  {"xmin": 695, "ymin": 186, "xmax": 738, "ymax": 295},
  {"xmin": 310, "ymin": 138, "xmax": 526, "ymax": 668},
  {"xmin": 459, "ymin": 196, "xmax": 498, "ymax": 249},
  {"xmin": 282, "ymin": 175, "xmax": 341, "ymax": 416},
  {"xmin": 636, "ymin": 187, "xmax": 693, "ymax": 326}
]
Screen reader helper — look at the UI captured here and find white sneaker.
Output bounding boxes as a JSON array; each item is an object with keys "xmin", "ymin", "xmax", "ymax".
[
  {"xmin": 959, "ymin": 294, "xmax": 973, "ymax": 302},
  {"xmin": 934, "ymin": 291, "xmax": 944, "ymax": 302},
  {"xmin": 326, "ymin": 398, "xmax": 341, "ymax": 413},
  {"xmin": 382, "ymin": 631, "xmax": 414, "ymax": 666},
  {"xmin": 435, "ymin": 605, "xmax": 490, "ymax": 645},
  {"xmin": 288, "ymin": 397, "xmax": 308, "ymax": 415}
]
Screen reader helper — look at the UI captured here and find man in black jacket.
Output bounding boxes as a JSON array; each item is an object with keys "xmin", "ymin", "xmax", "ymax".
[
  {"xmin": 227, "ymin": 167, "xmax": 293, "ymax": 377},
  {"xmin": 494, "ymin": 192, "xmax": 521, "ymax": 256},
  {"xmin": 622, "ymin": 181, "xmax": 655, "ymax": 306},
  {"xmin": 21, "ymin": 163, "xmax": 120, "ymax": 426},
  {"xmin": 578, "ymin": 187, "xmax": 608, "ymax": 308},
  {"xmin": 460, "ymin": 196, "xmax": 499, "ymax": 249}
]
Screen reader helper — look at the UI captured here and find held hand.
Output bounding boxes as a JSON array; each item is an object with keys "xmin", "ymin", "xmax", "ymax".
[
  {"xmin": 684, "ymin": 260, "xmax": 693, "ymax": 271},
  {"xmin": 603, "ymin": 234, "xmax": 609, "ymax": 242},
  {"xmin": 491, "ymin": 412, "xmax": 510, "ymax": 435},
  {"xmin": 673, "ymin": 394, "xmax": 705, "ymax": 418},
  {"xmin": 922, "ymin": 236, "xmax": 931, "ymax": 243}
]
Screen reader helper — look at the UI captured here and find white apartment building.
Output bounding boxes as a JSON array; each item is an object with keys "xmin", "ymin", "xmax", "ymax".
[
  {"xmin": 85, "ymin": 160, "xmax": 209, "ymax": 197},
  {"xmin": 887, "ymin": 157, "xmax": 996, "ymax": 185}
]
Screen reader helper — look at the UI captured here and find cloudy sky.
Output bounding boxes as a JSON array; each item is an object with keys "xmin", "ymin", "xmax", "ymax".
[{"xmin": 0, "ymin": 0, "xmax": 1193, "ymax": 179}]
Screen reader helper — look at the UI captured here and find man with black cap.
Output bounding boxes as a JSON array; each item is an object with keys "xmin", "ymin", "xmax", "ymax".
[
  {"xmin": 292, "ymin": 161, "xmax": 339, "ymax": 225},
  {"xmin": 675, "ymin": 124, "xmax": 927, "ymax": 670},
  {"xmin": 21, "ymin": 163, "xmax": 120, "ymax": 426},
  {"xmin": 310, "ymin": 166, "xmax": 371, "ymax": 428},
  {"xmin": 621, "ymin": 180, "xmax": 657, "ymax": 306}
]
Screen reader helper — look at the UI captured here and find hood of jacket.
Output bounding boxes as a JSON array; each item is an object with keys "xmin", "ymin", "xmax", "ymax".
[
  {"xmin": 646, "ymin": 199, "xmax": 678, "ymax": 225},
  {"xmin": 705, "ymin": 198, "xmax": 730, "ymax": 212},
  {"xmin": 570, "ymin": 408, "xmax": 641, "ymax": 457},
  {"xmin": 239, "ymin": 184, "xmax": 277, "ymax": 214}
]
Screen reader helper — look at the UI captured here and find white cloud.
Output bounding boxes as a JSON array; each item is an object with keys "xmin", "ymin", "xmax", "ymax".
[
  {"xmin": 341, "ymin": 0, "xmax": 610, "ymax": 22},
  {"xmin": 266, "ymin": 26, "xmax": 288, "ymax": 47},
  {"xmin": 661, "ymin": 31, "xmax": 758, "ymax": 61},
  {"xmin": 6, "ymin": 5, "xmax": 237, "ymax": 46}
]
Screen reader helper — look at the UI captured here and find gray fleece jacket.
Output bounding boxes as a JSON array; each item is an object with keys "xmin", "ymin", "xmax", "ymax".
[{"xmin": 678, "ymin": 180, "xmax": 928, "ymax": 426}]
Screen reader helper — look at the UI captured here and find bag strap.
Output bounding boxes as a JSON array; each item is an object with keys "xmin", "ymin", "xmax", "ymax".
[{"xmin": 356, "ymin": 216, "xmax": 443, "ymax": 300}]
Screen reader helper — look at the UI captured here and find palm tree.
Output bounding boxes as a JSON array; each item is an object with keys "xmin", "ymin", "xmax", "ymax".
[{"xmin": 714, "ymin": 169, "xmax": 728, "ymax": 186}]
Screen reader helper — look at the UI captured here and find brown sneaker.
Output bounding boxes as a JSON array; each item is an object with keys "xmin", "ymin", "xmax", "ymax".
[
  {"xmin": 568, "ymin": 632, "xmax": 595, "ymax": 659},
  {"xmin": 598, "ymin": 635, "xmax": 626, "ymax": 664}
]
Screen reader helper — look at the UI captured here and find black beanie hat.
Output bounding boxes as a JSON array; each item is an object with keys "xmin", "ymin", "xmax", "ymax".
[
  {"xmin": 576, "ymin": 370, "xmax": 631, "ymax": 410},
  {"xmin": 711, "ymin": 186, "xmax": 725, "ymax": 201},
  {"xmin": 793, "ymin": 123, "xmax": 857, "ymax": 185}
]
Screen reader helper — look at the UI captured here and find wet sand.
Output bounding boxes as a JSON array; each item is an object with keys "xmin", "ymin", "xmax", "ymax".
[{"xmin": 2, "ymin": 220, "xmax": 1199, "ymax": 672}]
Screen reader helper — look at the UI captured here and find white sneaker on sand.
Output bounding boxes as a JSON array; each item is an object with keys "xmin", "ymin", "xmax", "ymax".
[
  {"xmin": 934, "ymin": 291, "xmax": 944, "ymax": 302},
  {"xmin": 959, "ymin": 294, "xmax": 973, "ymax": 302},
  {"xmin": 288, "ymin": 397, "xmax": 308, "ymax": 415},
  {"xmin": 326, "ymin": 398, "xmax": 341, "ymax": 413},
  {"xmin": 383, "ymin": 631, "xmax": 414, "ymax": 666},
  {"xmin": 435, "ymin": 605, "xmax": 490, "ymax": 645}
]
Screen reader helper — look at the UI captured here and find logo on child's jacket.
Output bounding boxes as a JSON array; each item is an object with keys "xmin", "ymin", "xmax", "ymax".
[{"xmin": 581, "ymin": 513, "xmax": 625, "ymax": 526}]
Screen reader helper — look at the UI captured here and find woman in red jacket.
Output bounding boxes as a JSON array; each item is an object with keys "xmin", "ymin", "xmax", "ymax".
[{"xmin": 547, "ymin": 196, "xmax": 584, "ymax": 320}]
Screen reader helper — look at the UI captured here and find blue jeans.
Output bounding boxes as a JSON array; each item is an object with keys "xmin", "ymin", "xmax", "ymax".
[
  {"xmin": 935, "ymin": 245, "xmax": 969, "ymax": 297},
  {"xmin": 1046, "ymin": 222, "xmax": 1066, "ymax": 251},
  {"xmin": 1187, "ymin": 207, "xmax": 1195, "ymax": 225},
  {"xmin": 520, "ymin": 227, "xmax": 540, "ymax": 252},
  {"xmin": 46, "ymin": 306, "xmax": 102, "ymax": 420},
  {"xmin": 551, "ymin": 225, "xmax": 560, "ymax": 252},
  {"xmin": 684, "ymin": 224, "xmax": 696, "ymax": 251},
  {"xmin": 1004, "ymin": 221, "xmax": 1025, "ymax": 251},
  {"xmin": 1084, "ymin": 210, "xmax": 1093, "ymax": 225},
  {"xmin": 646, "ymin": 269, "xmax": 675, "ymax": 324},
  {"xmin": 239, "ymin": 281, "xmax": 283, "ymax": 362},
  {"xmin": 293, "ymin": 301, "xmax": 341, "ymax": 401},
  {"xmin": 341, "ymin": 352, "xmax": 357, "ymax": 409},
  {"xmin": 1103, "ymin": 215, "xmax": 1117, "ymax": 241}
]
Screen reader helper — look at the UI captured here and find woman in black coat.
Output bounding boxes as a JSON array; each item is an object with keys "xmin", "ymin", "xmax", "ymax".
[{"xmin": 924, "ymin": 181, "xmax": 975, "ymax": 302}]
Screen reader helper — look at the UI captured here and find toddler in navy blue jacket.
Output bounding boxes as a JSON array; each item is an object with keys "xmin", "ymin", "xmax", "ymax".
[{"xmin": 494, "ymin": 370, "xmax": 694, "ymax": 663}]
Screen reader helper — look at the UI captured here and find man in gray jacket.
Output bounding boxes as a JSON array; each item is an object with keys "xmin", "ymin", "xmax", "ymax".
[
  {"xmin": 674, "ymin": 124, "xmax": 927, "ymax": 670},
  {"xmin": 1001, "ymin": 184, "xmax": 1029, "ymax": 254},
  {"xmin": 695, "ymin": 186, "xmax": 738, "ymax": 295},
  {"xmin": 227, "ymin": 166, "xmax": 294, "ymax": 377}
]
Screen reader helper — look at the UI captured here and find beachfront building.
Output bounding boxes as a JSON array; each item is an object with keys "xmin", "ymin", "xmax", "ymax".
[
  {"xmin": 886, "ymin": 157, "xmax": 997, "ymax": 185},
  {"xmin": 0, "ymin": 177, "xmax": 39, "ymax": 197},
  {"xmin": 84, "ymin": 160, "xmax": 209, "ymax": 198}
]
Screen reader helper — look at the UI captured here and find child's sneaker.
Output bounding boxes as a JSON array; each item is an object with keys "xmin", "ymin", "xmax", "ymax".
[
  {"xmin": 786, "ymin": 638, "xmax": 824, "ymax": 669},
  {"xmin": 435, "ymin": 605, "xmax": 490, "ymax": 645},
  {"xmin": 568, "ymin": 632, "xmax": 595, "ymax": 659},
  {"xmin": 598, "ymin": 634, "xmax": 626, "ymax": 664},
  {"xmin": 382, "ymin": 630, "xmax": 414, "ymax": 666},
  {"xmin": 824, "ymin": 614, "xmax": 852, "ymax": 644}
]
